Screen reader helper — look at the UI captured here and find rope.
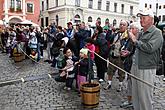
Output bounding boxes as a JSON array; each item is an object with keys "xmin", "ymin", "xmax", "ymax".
[
  {"xmin": 88, "ymin": 50, "xmax": 165, "ymax": 92},
  {"xmin": 18, "ymin": 46, "xmax": 164, "ymax": 92}
]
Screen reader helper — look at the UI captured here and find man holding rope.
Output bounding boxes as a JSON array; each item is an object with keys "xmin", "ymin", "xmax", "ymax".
[{"xmin": 129, "ymin": 9, "xmax": 163, "ymax": 110}]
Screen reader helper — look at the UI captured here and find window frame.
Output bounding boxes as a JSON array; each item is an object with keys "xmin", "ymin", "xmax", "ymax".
[
  {"xmin": 75, "ymin": 0, "xmax": 80, "ymax": 7},
  {"xmin": 88, "ymin": 0, "xmax": 93, "ymax": 9},
  {"xmin": 121, "ymin": 4, "xmax": 124, "ymax": 14},
  {"xmin": 26, "ymin": 2, "xmax": 34, "ymax": 14},
  {"xmin": 98, "ymin": 0, "xmax": 102, "ymax": 10},
  {"xmin": 114, "ymin": 3, "xmax": 117, "ymax": 12},
  {"xmin": 106, "ymin": 1, "xmax": 110, "ymax": 11}
]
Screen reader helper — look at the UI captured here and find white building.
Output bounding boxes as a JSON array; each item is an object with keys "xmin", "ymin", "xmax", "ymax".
[
  {"xmin": 139, "ymin": 0, "xmax": 165, "ymax": 23},
  {"xmin": 41, "ymin": 0, "xmax": 139, "ymax": 28}
]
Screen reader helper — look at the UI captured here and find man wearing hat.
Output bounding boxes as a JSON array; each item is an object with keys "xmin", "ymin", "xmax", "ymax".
[{"xmin": 129, "ymin": 9, "xmax": 163, "ymax": 110}]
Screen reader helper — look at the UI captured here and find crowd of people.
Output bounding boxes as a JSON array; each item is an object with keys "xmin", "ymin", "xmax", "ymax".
[{"xmin": 0, "ymin": 9, "xmax": 165, "ymax": 110}]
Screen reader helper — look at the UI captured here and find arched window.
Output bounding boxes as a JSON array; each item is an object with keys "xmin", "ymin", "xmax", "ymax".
[
  {"xmin": 74, "ymin": 14, "xmax": 81, "ymax": 23},
  {"xmin": 97, "ymin": 17, "xmax": 101, "ymax": 21},
  {"xmin": 88, "ymin": 16, "xmax": 92, "ymax": 22}
]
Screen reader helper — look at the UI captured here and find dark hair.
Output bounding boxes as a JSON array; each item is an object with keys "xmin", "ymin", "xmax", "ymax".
[
  {"xmin": 57, "ymin": 26, "xmax": 62, "ymax": 31},
  {"xmin": 96, "ymin": 26, "xmax": 103, "ymax": 34},
  {"xmin": 63, "ymin": 47, "xmax": 70, "ymax": 54},
  {"xmin": 85, "ymin": 37, "xmax": 94, "ymax": 44}
]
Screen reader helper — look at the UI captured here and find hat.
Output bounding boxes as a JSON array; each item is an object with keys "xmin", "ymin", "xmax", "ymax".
[
  {"xmin": 67, "ymin": 22, "xmax": 72, "ymax": 25},
  {"xmin": 80, "ymin": 48, "xmax": 88, "ymax": 56},
  {"xmin": 137, "ymin": 9, "xmax": 154, "ymax": 18}
]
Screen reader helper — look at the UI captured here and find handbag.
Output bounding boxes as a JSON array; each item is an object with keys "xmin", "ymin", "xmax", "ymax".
[{"xmin": 156, "ymin": 59, "xmax": 164, "ymax": 76}]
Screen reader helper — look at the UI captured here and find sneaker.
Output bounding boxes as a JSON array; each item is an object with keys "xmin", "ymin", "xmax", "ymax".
[
  {"xmin": 104, "ymin": 84, "xmax": 111, "ymax": 90},
  {"xmin": 99, "ymin": 79, "xmax": 104, "ymax": 83},
  {"xmin": 63, "ymin": 86, "xmax": 67, "ymax": 90},
  {"xmin": 163, "ymin": 77, "xmax": 165, "ymax": 81},
  {"xmin": 120, "ymin": 101, "xmax": 133, "ymax": 108},
  {"xmin": 117, "ymin": 86, "xmax": 122, "ymax": 92},
  {"xmin": 67, "ymin": 87, "xmax": 71, "ymax": 91},
  {"xmin": 44, "ymin": 60, "xmax": 49, "ymax": 62}
]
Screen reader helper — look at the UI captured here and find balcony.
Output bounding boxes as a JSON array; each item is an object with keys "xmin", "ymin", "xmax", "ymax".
[
  {"xmin": 9, "ymin": 7, "xmax": 22, "ymax": 13},
  {"xmin": 10, "ymin": 7, "xmax": 15, "ymax": 12},
  {"xmin": 16, "ymin": 7, "xmax": 22, "ymax": 12}
]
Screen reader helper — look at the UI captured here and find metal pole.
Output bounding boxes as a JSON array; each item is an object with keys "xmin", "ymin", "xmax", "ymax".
[{"xmin": 156, "ymin": 3, "xmax": 158, "ymax": 17}]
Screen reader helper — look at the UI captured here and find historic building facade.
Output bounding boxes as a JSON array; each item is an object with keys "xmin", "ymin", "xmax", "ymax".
[
  {"xmin": 139, "ymin": 0, "xmax": 165, "ymax": 23},
  {"xmin": 0, "ymin": 0, "xmax": 40, "ymax": 26},
  {"xmin": 41, "ymin": 0, "xmax": 139, "ymax": 28}
]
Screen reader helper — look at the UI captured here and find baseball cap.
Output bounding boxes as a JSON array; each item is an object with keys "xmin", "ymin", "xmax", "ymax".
[{"xmin": 137, "ymin": 9, "xmax": 154, "ymax": 18}]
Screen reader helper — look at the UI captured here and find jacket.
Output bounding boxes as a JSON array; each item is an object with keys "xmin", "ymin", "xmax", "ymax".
[{"xmin": 135, "ymin": 25, "xmax": 164, "ymax": 69}]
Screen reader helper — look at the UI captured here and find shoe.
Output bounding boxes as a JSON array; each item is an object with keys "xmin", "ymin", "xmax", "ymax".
[
  {"xmin": 44, "ymin": 60, "xmax": 49, "ymax": 62},
  {"xmin": 51, "ymin": 65, "xmax": 55, "ymax": 67},
  {"xmin": 99, "ymin": 79, "xmax": 104, "ymax": 83},
  {"xmin": 163, "ymin": 77, "xmax": 165, "ymax": 81},
  {"xmin": 117, "ymin": 86, "xmax": 122, "ymax": 92},
  {"xmin": 63, "ymin": 86, "xmax": 67, "ymax": 90},
  {"xmin": 120, "ymin": 101, "xmax": 133, "ymax": 108},
  {"xmin": 67, "ymin": 87, "xmax": 71, "ymax": 91},
  {"xmin": 104, "ymin": 84, "xmax": 111, "ymax": 90}
]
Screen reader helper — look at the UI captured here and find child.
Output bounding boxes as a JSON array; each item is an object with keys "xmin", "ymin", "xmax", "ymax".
[
  {"xmin": 76, "ymin": 48, "xmax": 89, "ymax": 94},
  {"xmin": 59, "ymin": 47, "xmax": 74, "ymax": 90},
  {"xmin": 85, "ymin": 38, "xmax": 95, "ymax": 81}
]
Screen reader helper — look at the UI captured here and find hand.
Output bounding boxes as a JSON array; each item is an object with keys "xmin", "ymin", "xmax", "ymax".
[
  {"xmin": 129, "ymin": 30, "xmax": 137, "ymax": 43},
  {"xmin": 121, "ymin": 50, "xmax": 130, "ymax": 57},
  {"xmin": 75, "ymin": 61, "xmax": 79, "ymax": 65}
]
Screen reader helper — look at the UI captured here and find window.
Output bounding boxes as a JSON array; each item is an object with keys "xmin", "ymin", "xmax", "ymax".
[
  {"xmin": 106, "ymin": 1, "xmax": 110, "ymax": 11},
  {"xmin": 10, "ymin": 0, "xmax": 15, "ymax": 11},
  {"xmin": 42, "ymin": 1, "xmax": 44, "ymax": 11},
  {"xmin": 10, "ymin": 0, "xmax": 15, "ymax": 8},
  {"xmin": 27, "ymin": 3, "xmax": 34, "ymax": 13},
  {"xmin": 159, "ymin": 5, "xmax": 161, "ymax": 9},
  {"xmin": 45, "ymin": 17, "xmax": 49, "ymax": 26},
  {"xmin": 56, "ymin": 0, "xmax": 58, "ymax": 7},
  {"xmin": 46, "ymin": 0, "xmax": 49, "ymax": 10},
  {"xmin": 16, "ymin": 0, "xmax": 21, "ymax": 11},
  {"xmin": 145, "ymin": 3, "xmax": 147, "ymax": 8},
  {"xmin": 121, "ymin": 4, "xmax": 124, "ymax": 13},
  {"xmin": 159, "ymin": 16, "xmax": 161, "ymax": 21},
  {"xmin": 130, "ymin": 6, "xmax": 133, "ymax": 15},
  {"xmin": 98, "ymin": 0, "xmax": 102, "ymax": 10},
  {"xmin": 88, "ymin": 16, "xmax": 92, "ymax": 22},
  {"xmin": 75, "ymin": 0, "xmax": 80, "ymax": 7},
  {"xmin": 164, "ymin": 5, "xmax": 165, "ymax": 9},
  {"xmin": 163, "ymin": 15, "xmax": 165, "ymax": 22},
  {"xmin": 56, "ymin": 15, "xmax": 59, "ymax": 26},
  {"xmin": 74, "ymin": 14, "xmax": 81, "ymax": 23},
  {"xmin": 88, "ymin": 0, "xmax": 93, "ymax": 9},
  {"xmin": 114, "ymin": 3, "xmax": 117, "ymax": 12},
  {"xmin": 149, "ymin": 4, "xmax": 152, "ymax": 8}
]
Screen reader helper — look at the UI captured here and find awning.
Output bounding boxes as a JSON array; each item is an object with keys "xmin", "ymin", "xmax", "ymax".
[{"xmin": 17, "ymin": 20, "xmax": 39, "ymax": 27}]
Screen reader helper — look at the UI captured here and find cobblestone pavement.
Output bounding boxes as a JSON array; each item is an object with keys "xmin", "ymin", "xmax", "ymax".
[{"xmin": 0, "ymin": 52, "xmax": 165, "ymax": 110}]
